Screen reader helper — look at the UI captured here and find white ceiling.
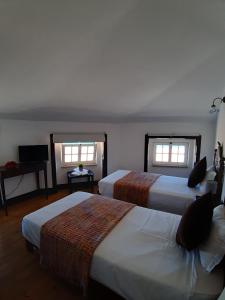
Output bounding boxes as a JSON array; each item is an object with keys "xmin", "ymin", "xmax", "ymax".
[{"xmin": 0, "ymin": 0, "xmax": 225, "ymax": 122}]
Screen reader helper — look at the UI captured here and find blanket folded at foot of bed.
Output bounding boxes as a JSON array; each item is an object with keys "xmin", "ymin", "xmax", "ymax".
[
  {"xmin": 40, "ymin": 195, "xmax": 134, "ymax": 294},
  {"xmin": 114, "ymin": 171, "xmax": 161, "ymax": 207}
]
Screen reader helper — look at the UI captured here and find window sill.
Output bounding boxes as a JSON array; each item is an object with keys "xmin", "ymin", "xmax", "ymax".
[
  {"xmin": 61, "ymin": 163, "xmax": 97, "ymax": 168},
  {"xmin": 152, "ymin": 164, "xmax": 188, "ymax": 168}
]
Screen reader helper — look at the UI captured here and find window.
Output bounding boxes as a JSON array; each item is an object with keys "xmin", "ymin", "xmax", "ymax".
[
  {"xmin": 62, "ymin": 143, "xmax": 97, "ymax": 166},
  {"xmin": 152, "ymin": 142, "xmax": 189, "ymax": 167}
]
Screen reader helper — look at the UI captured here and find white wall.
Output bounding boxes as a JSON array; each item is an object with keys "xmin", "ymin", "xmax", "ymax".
[
  {"xmin": 0, "ymin": 118, "xmax": 216, "ymax": 200},
  {"xmin": 0, "ymin": 119, "xmax": 121, "ymax": 199},
  {"xmin": 119, "ymin": 121, "xmax": 216, "ymax": 177},
  {"xmin": 215, "ymin": 104, "xmax": 225, "ymax": 201}
]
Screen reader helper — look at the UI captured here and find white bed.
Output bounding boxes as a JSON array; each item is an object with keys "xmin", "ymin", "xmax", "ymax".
[
  {"xmin": 22, "ymin": 191, "xmax": 223, "ymax": 300},
  {"xmin": 98, "ymin": 170, "xmax": 209, "ymax": 215}
]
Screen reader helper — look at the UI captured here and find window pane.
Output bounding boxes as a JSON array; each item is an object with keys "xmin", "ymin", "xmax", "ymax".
[
  {"xmin": 178, "ymin": 146, "xmax": 185, "ymax": 154},
  {"xmin": 64, "ymin": 155, "xmax": 71, "ymax": 162},
  {"xmin": 87, "ymin": 154, "xmax": 94, "ymax": 161},
  {"xmin": 162, "ymin": 154, "xmax": 169, "ymax": 162},
  {"xmin": 162, "ymin": 145, "xmax": 169, "ymax": 154},
  {"xmin": 64, "ymin": 146, "xmax": 71, "ymax": 154},
  {"xmin": 88, "ymin": 146, "xmax": 94, "ymax": 154},
  {"xmin": 71, "ymin": 155, "xmax": 78, "ymax": 162},
  {"xmin": 72, "ymin": 146, "xmax": 78, "ymax": 154},
  {"xmin": 156, "ymin": 145, "xmax": 162, "ymax": 153},
  {"xmin": 172, "ymin": 145, "xmax": 178, "ymax": 154},
  {"xmin": 156, "ymin": 154, "xmax": 162, "ymax": 162},
  {"xmin": 81, "ymin": 146, "xmax": 87, "ymax": 154},
  {"xmin": 178, "ymin": 154, "xmax": 185, "ymax": 163},
  {"xmin": 81, "ymin": 154, "xmax": 87, "ymax": 161},
  {"xmin": 171, "ymin": 154, "xmax": 178, "ymax": 162}
]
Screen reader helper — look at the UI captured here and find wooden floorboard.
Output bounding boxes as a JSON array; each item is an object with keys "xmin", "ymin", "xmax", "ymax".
[{"xmin": 0, "ymin": 188, "xmax": 123, "ymax": 300}]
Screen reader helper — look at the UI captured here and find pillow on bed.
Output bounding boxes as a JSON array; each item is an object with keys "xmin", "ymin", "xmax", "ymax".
[
  {"xmin": 199, "ymin": 204, "xmax": 225, "ymax": 272},
  {"xmin": 188, "ymin": 157, "xmax": 207, "ymax": 188},
  {"xmin": 176, "ymin": 192, "xmax": 213, "ymax": 251}
]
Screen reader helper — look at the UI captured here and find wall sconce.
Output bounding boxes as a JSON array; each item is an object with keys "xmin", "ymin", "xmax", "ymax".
[{"xmin": 210, "ymin": 96, "xmax": 225, "ymax": 113}]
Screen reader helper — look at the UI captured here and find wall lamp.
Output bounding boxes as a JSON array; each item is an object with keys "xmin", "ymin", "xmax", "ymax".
[{"xmin": 210, "ymin": 96, "xmax": 225, "ymax": 113}]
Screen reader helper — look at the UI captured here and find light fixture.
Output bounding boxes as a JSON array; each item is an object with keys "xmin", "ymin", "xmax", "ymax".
[{"xmin": 210, "ymin": 96, "xmax": 225, "ymax": 113}]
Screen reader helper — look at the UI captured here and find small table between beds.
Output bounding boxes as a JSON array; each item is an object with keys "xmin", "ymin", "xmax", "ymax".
[{"xmin": 67, "ymin": 169, "xmax": 94, "ymax": 193}]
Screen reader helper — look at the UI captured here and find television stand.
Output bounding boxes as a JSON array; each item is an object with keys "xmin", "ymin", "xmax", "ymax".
[{"xmin": 0, "ymin": 162, "xmax": 48, "ymax": 216}]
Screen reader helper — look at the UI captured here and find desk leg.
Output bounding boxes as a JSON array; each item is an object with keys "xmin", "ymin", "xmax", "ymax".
[
  {"xmin": 92, "ymin": 175, "xmax": 94, "ymax": 193},
  {"xmin": 1, "ymin": 179, "xmax": 8, "ymax": 216},
  {"xmin": 35, "ymin": 171, "xmax": 40, "ymax": 190},
  {"xmin": 44, "ymin": 168, "xmax": 48, "ymax": 199},
  {"xmin": 89, "ymin": 175, "xmax": 94, "ymax": 193},
  {"xmin": 68, "ymin": 177, "xmax": 72, "ymax": 194}
]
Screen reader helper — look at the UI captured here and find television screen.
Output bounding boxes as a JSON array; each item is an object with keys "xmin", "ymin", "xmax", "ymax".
[{"xmin": 18, "ymin": 145, "xmax": 49, "ymax": 162}]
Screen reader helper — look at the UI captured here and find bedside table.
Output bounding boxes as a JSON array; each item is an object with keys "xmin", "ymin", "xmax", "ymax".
[{"xmin": 67, "ymin": 169, "xmax": 94, "ymax": 194}]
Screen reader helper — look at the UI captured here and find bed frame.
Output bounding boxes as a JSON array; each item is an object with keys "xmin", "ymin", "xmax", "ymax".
[{"xmin": 213, "ymin": 142, "xmax": 225, "ymax": 206}]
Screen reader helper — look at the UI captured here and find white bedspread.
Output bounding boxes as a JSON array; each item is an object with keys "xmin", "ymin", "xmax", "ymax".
[
  {"xmin": 22, "ymin": 192, "xmax": 223, "ymax": 300},
  {"xmin": 98, "ymin": 170, "xmax": 208, "ymax": 215}
]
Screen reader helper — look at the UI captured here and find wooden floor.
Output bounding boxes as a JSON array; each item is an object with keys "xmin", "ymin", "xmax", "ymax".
[{"xmin": 0, "ymin": 188, "xmax": 123, "ymax": 300}]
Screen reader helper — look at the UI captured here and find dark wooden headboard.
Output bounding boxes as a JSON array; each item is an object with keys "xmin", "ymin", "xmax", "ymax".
[{"xmin": 213, "ymin": 142, "xmax": 225, "ymax": 205}]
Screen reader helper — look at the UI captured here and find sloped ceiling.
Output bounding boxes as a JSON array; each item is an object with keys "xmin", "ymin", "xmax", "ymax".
[{"xmin": 0, "ymin": 0, "xmax": 225, "ymax": 122}]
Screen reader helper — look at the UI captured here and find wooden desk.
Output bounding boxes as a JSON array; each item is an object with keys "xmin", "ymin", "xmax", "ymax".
[{"xmin": 0, "ymin": 162, "xmax": 48, "ymax": 216}]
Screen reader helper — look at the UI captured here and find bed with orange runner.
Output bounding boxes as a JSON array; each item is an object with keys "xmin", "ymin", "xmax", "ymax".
[
  {"xmin": 40, "ymin": 194, "xmax": 134, "ymax": 293},
  {"xmin": 99, "ymin": 170, "xmax": 209, "ymax": 214},
  {"xmin": 113, "ymin": 171, "xmax": 160, "ymax": 207},
  {"xmin": 21, "ymin": 192, "xmax": 223, "ymax": 300}
]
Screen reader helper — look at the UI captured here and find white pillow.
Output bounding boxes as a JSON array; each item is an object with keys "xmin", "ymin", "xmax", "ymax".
[
  {"xmin": 205, "ymin": 170, "xmax": 217, "ymax": 181},
  {"xmin": 207, "ymin": 165, "xmax": 214, "ymax": 172},
  {"xmin": 199, "ymin": 204, "xmax": 225, "ymax": 272},
  {"xmin": 199, "ymin": 170, "xmax": 217, "ymax": 194}
]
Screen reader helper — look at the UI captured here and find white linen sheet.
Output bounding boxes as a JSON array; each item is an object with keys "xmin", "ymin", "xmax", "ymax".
[
  {"xmin": 98, "ymin": 170, "xmax": 208, "ymax": 215},
  {"xmin": 21, "ymin": 192, "xmax": 223, "ymax": 300}
]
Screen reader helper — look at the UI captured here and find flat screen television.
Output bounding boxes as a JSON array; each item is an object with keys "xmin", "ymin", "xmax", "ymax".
[{"xmin": 18, "ymin": 145, "xmax": 49, "ymax": 163}]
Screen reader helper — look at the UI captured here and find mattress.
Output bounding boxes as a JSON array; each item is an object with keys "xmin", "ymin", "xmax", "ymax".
[
  {"xmin": 21, "ymin": 192, "xmax": 223, "ymax": 300},
  {"xmin": 98, "ymin": 170, "xmax": 209, "ymax": 215}
]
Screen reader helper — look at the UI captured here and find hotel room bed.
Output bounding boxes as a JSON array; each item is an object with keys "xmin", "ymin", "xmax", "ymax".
[
  {"xmin": 98, "ymin": 170, "xmax": 209, "ymax": 215},
  {"xmin": 22, "ymin": 191, "xmax": 223, "ymax": 300}
]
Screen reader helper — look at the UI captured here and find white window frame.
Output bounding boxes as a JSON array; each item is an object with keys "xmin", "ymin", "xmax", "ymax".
[
  {"xmin": 152, "ymin": 141, "xmax": 189, "ymax": 167},
  {"xmin": 61, "ymin": 143, "xmax": 97, "ymax": 167}
]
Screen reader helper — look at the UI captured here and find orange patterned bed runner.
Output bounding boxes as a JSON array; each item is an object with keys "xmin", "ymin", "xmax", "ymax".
[
  {"xmin": 114, "ymin": 171, "xmax": 161, "ymax": 207},
  {"xmin": 40, "ymin": 195, "xmax": 134, "ymax": 294}
]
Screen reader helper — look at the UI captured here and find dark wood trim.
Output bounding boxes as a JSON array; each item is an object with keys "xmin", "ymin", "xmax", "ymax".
[
  {"xmin": 102, "ymin": 133, "xmax": 108, "ymax": 178},
  {"xmin": 145, "ymin": 135, "xmax": 201, "ymax": 139},
  {"xmin": 144, "ymin": 134, "xmax": 202, "ymax": 172},
  {"xmin": 214, "ymin": 142, "xmax": 225, "ymax": 204},
  {"xmin": 195, "ymin": 135, "xmax": 202, "ymax": 163},
  {"xmin": 144, "ymin": 134, "xmax": 149, "ymax": 172},
  {"xmin": 50, "ymin": 134, "xmax": 57, "ymax": 189}
]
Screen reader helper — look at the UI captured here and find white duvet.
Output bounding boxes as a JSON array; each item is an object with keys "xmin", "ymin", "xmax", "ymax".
[
  {"xmin": 98, "ymin": 170, "xmax": 209, "ymax": 215},
  {"xmin": 22, "ymin": 192, "xmax": 223, "ymax": 300}
]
